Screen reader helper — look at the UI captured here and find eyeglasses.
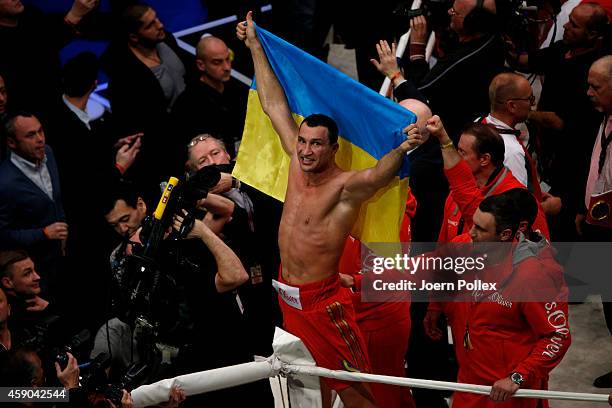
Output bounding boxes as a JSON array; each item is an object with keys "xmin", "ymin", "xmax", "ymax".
[
  {"xmin": 187, "ymin": 134, "xmax": 212, "ymax": 148},
  {"xmin": 506, "ymin": 94, "xmax": 536, "ymax": 105}
]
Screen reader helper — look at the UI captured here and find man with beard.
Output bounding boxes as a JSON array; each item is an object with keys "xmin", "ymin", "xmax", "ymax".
[{"xmin": 101, "ymin": 3, "xmax": 195, "ymax": 201}]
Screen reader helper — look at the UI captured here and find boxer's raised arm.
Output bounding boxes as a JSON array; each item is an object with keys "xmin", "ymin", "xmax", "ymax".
[{"xmin": 237, "ymin": 11, "xmax": 298, "ymax": 157}]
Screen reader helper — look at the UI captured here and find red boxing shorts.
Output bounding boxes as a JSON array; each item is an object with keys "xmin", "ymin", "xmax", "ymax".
[{"xmin": 274, "ymin": 273, "xmax": 371, "ymax": 391}]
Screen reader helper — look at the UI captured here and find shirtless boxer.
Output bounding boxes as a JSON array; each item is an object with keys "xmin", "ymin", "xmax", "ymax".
[{"xmin": 237, "ymin": 12, "xmax": 421, "ymax": 408}]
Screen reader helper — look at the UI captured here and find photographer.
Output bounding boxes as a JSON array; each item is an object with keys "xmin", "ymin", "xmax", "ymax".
[
  {"xmin": 506, "ymin": 2, "xmax": 608, "ymax": 241},
  {"xmin": 371, "ymin": 0, "xmax": 505, "ymax": 246},
  {"xmin": 379, "ymin": 0, "xmax": 504, "ymax": 140},
  {"xmin": 186, "ymin": 134, "xmax": 282, "ymax": 356},
  {"xmin": 0, "ymin": 347, "xmax": 83, "ymax": 406},
  {"xmin": 93, "ymin": 180, "xmax": 247, "ymax": 380}
]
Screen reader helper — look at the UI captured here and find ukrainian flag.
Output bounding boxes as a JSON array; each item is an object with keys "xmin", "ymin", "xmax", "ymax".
[{"xmin": 233, "ymin": 26, "xmax": 416, "ymax": 243}]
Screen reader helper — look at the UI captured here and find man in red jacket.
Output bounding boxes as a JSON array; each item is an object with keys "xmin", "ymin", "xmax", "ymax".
[
  {"xmin": 449, "ymin": 192, "xmax": 570, "ymax": 407},
  {"xmin": 426, "ymin": 115, "xmax": 549, "ymax": 243}
]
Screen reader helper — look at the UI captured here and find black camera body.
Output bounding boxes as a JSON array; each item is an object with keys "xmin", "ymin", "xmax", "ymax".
[
  {"xmin": 17, "ymin": 315, "xmax": 91, "ymax": 375},
  {"xmin": 54, "ymin": 329, "xmax": 90, "ymax": 370},
  {"xmin": 497, "ymin": 0, "xmax": 546, "ymax": 52},
  {"xmin": 393, "ymin": 0, "xmax": 453, "ymax": 31},
  {"xmin": 82, "ymin": 353, "xmax": 149, "ymax": 407},
  {"xmin": 112, "ymin": 164, "xmax": 235, "ymax": 371}
]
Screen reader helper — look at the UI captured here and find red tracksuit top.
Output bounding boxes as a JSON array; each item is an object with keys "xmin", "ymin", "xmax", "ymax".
[
  {"xmin": 438, "ymin": 160, "xmax": 550, "ymax": 243},
  {"xmin": 452, "ymin": 237, "xmax": 571, "ymax": 408}
]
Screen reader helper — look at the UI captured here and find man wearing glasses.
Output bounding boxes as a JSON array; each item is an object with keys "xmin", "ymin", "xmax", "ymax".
[
  {"xmin": 482, "ymin": 73, "xmax": 536, "ymax": 190},
  {"xmin": 482, "ymin": 73, "xmax": 564, "ymax": 217}
]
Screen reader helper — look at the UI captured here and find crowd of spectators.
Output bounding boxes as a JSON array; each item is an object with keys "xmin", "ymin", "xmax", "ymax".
[{"xmin": 0, "ymin": 0, "xmax": 610, "ymax": 406}]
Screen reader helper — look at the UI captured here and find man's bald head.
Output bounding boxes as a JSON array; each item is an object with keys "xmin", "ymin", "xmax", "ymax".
[
  {"xmin": 400, "ymin": 99, "xmax": 432, "ymax": 143},
  {"xmin": 196, "ymin": 35, "xmax": 232, "ymax": 88},
  {"xmin": 588, "ymin": 55, "xmax": 612, "ymax": 114},
  {"xmin": 591, "ymin": 55, "xmax": 612, "ymax": 79},
  {"xmin": 563, "ymin": 3, "xmax": 607, "ymax": 47},
  {"xmin": 399, "ymin": 99, "xmax": 432, "ymax": 129},
  {"xmin": 196, "ymin": 36, "xmax": 227, "ymax": 60},
  {"xmin": 489, "ymin": 72, "xmax": 531, "ymax": 111}
]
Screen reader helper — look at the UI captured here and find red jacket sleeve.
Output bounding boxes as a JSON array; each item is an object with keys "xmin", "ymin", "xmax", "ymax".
[
  {"xmin": 444, "ymin": 160, "xmax": 484, "ymax": 226},
  {"xmin": 513, "ymin": 300, "xmax": 571, "ymax": 384}
]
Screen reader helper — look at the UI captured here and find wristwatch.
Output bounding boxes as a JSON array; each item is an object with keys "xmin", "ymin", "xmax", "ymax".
[{"xmin": 510, "ymin": 372, "xmax": 524, "ymax": 386}]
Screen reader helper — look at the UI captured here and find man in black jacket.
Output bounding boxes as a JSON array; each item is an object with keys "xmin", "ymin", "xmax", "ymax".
[
  {"xmin": 45, "ymin": 52, "xmax": 140, "ymax": 331},
  {"xmin": 101, "ymin": 3, "xmax": 195, "ymax": 201},
  {"xmin": 371, "ymin": 0, "xmax": 505, "ymax": 243},
  {"xmin": 171, "ymin": 36, "xmax": 247, "ymax": 158},
  {"xmin": 510, "ymin": 2, "xmax": 608, "ymax": 241}
]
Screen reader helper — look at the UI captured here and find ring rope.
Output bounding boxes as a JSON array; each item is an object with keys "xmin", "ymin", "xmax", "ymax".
[{"xmin": 131, "ymin": 356, "xmax": 610, "ymax": 406}]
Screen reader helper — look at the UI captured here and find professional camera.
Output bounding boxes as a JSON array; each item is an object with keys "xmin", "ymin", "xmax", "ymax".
[
  {"xmin": 15, "ymin": 313, "xmax": 63, "ymax": 349},
  {"xmin": 18, "ymin": 323, "xmax": 91, "ymax": 387},
  {"xmin": 17, "ymin": 315, "xmax": 91, "ymax": 370},
  {"xmin": 393, "ymin": 0, "xmax": 453, "ymax": 32},
  {"xmin": 54, "ymin": 329, "xmax": 91, "ymax": 370},
  {"xmin": 113, "ymin": 165, "xmax": 234, "ymax": 370},
  {"xmin": 497, "ymin": 0, "xmax": 556, "ymax": 52},
  {"xmin": 82, "ymin": 353, "xmax": 149, "ymax": 407}
]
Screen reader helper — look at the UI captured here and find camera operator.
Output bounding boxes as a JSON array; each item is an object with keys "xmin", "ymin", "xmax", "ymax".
[
  {"xmin": 170, "ymin": 213, "xmax": 274, "ymax": 407},
  {"xmin": 0, "ymin": 345, "xmax": 161, "ymax": 408},
  {"xmin": 0, "ymin": 250, "xmax": 59, "ymax": 345},
  {"xmin": 372, "ymin": 0, "xmax": 506, "ymax": 245},
  {"xmin": 383, "ymin": 0, "xmax": 504, "ymax": 140},
  {"xmin": 186, "ymin": 134, "xmax": 282, "ymax": 356},
  {"xmin": 91, "ymin": 182, "xmax": 242, "ymax": 373},
  {"xmin": 506, "ymin": 2, "xmax": 608, "ymax": 241}
]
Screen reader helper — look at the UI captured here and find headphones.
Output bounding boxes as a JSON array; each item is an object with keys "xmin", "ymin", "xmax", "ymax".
[{"xmin": 463, "ymin": 0, "xmax": 497, "ymax": 35}]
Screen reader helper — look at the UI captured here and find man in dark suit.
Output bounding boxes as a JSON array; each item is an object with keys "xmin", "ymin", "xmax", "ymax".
[
  {"xmin": 0, "ymin": 112, "xmax": 66, "ymax": 301},
  {"xmin": 45, "ymin": 52, "xmax": 140, "ymax": 331}
]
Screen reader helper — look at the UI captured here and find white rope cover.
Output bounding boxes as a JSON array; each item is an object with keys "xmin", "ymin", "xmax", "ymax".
[
  {"xmin": 130, "ymin": 328, "xmax": 610, "ymax": 407},
  {"xmin": 286, "ymin": 364, "xmax": 610, "ymax": 403},
  {"xmin": 131, "ymin": 360, "xmax": 275, "ymax": 407}
]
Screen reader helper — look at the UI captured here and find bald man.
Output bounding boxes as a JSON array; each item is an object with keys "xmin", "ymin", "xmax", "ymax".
[
  {"xmin": 399, "ymin": 99, "xmax": 432, "ymax": 134},
  {"xmin": 485, "ymin": 73, "xmax": 566, "ymax": 216},
  {"xmin": 485, "ymin": 73, "xmax": 534, "ymax": 188},
  {"xmin": 525, "ymin": 2, "xmax": 608, "ymax": 241},
  {"xmin": 172, "ymin": 35, "xmax": 247, "ymax": 158},
  {"xmin": 581, "ymin": 57, "xmax": 612, "ymax": 390},
  {"xmin": 196, "ymin": 36, "xmax": 232, "ymax": 93}
]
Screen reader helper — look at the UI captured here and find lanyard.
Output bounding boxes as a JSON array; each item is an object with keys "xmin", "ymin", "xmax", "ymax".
[{"xmin": 599, "ymin": 115, "xmax": 611, "ymax": 175}]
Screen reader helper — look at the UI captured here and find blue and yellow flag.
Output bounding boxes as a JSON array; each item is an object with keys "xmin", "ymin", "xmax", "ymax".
[{"xmin": 233, "ymin": 26, "xmax": 415, "ymax": 243}]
